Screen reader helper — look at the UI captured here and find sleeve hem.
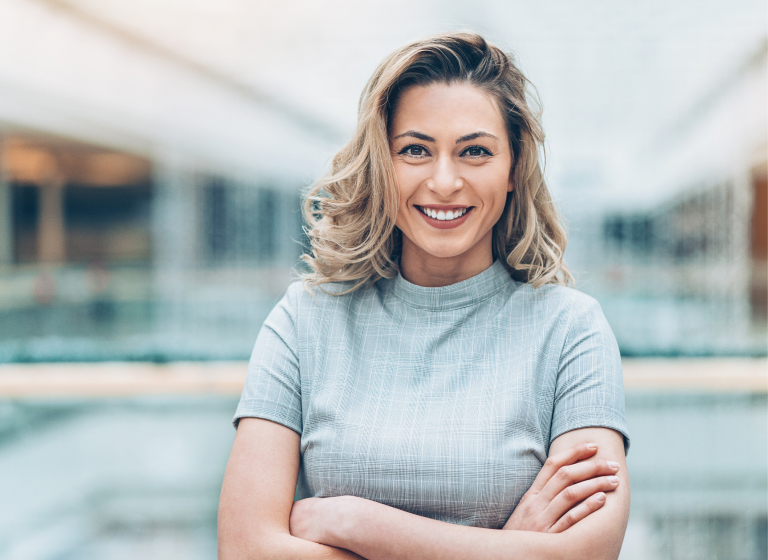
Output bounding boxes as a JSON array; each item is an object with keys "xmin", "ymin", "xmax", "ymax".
[
  {"xmin": 232, "ymin": 399, "xmax": 302, "ymax": 435},
  {"xmin": 551, "ymin": 405, "xmax": 630, "ymax": 455}
]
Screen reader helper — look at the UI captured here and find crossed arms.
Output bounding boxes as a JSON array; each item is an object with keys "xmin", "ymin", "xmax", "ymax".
[{"xmin": 218, "ymin": 418, "xmax": 629, "ymax": 560}]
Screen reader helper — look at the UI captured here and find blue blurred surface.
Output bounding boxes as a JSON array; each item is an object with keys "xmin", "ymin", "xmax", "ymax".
[{"xmin": 0, "ymin": 392, "xmax": 765, "ymax": 560}]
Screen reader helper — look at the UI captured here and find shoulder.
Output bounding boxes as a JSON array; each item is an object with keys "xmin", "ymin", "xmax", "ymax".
[
  {"xmin": 501, "ymin": 282, "xmax": 615, "ymax": 348},
  {"xmin": 523, "ymin": 285, "xmax": 618, "ymax": 355},
  {"xmin": 280, "ymin": 278, "xmax": 381, "ymax": 317},
  {"xmin": 509, "ymin": 281, "xmax": 604, "ymax": 320}
]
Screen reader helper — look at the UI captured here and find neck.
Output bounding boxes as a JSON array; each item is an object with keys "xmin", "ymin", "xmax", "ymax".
[{"xmin": 398, "ymin": 232, "xmax": 494, "ymax": 288}]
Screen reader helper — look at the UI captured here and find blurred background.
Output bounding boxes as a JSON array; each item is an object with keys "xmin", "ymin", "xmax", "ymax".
[{"xmin": 0, "ymin": 0, "xmax": 765, "ymax": 559}]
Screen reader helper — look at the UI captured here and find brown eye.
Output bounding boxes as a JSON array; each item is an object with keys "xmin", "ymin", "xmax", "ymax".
[
  {"xmin": 462, "ymin": 146, "xmax": 492, "ymax": 158},
  {"xmin": 399, "ymin": 145, "xmax": 430, "ymax": 157}
]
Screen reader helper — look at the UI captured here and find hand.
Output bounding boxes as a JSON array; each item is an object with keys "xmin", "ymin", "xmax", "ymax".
[{"xmin": 503, "ymin": 442, "xmax": 620, "ymax": 533}]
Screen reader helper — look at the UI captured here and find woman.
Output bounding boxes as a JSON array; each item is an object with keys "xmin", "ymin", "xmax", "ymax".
[{"xmin": 218, "ymin": 32, "xmax": 630, "ymax": 560}]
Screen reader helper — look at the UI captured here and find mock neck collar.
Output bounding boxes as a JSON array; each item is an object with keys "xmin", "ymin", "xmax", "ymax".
[{"xmin": 387, "ymin": 260, "xmax": 512, "ymax": 311}]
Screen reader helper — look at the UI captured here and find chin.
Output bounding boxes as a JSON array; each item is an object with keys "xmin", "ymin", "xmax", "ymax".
[{"xmin": 418, "ymin": 241, "xmax": 470, "ymax": 260}]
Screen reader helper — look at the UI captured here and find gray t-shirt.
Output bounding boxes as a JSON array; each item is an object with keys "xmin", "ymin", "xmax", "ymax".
[{"xmin": 234, "ymin": 260, "xmax": 629, "ymax": 529}]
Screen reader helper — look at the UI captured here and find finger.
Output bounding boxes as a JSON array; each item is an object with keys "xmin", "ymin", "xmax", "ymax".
[
  {"xmin": 537, "ymin": 458, "xmax": 620, "ymax": 502},
  {"xmin": 528, "ymin": 443, "xmax": 599, "ymax": 494},
  {"xmin": 548, "ymin": 492, "xmax": 607, "ymax": 533},
  {"xmin": 543, "ymin": 475, "xmax": 620, "ymax": 523}
]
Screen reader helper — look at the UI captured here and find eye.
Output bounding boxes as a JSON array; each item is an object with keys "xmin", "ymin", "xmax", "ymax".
[
  {"xmin": 398, "ymin": 144, "xmax": 430, "ymax": 158},
  {"xmin": 461, "ymin": 146, "xmax": 493, "ymax": 158}
]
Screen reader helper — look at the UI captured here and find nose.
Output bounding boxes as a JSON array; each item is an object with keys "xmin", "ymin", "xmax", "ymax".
[{"xmin": 426, "ymin": 155, "xmax": 463, "ymax": 197}]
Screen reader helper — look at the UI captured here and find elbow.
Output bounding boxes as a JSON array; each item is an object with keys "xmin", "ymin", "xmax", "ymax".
[
  {"xmin": 217, "ymin": 530, "xmax": 257, "ymax": 560},
  {"xmin": 548, "ymin": 530, "xmax": 623, "ymax": 560},
  {"xmin": 582, "ymin": 543, "xmax": 622, "ymax": 560},
  {"xmin": 218, "ymin": 533, "xmax": 278, "ymax": 560},
  {"xmin": 579, "ymin": 543, "xmax": 622, "ymax": 560},
  {"xmin": 217, "ymin": 516, "xmax": 277, "ymax": 560}
]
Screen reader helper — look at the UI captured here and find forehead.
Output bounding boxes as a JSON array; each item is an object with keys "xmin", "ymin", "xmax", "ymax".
[{"xmin": 389, "ymin": 83, "xmax": 507, "ymax": 139}]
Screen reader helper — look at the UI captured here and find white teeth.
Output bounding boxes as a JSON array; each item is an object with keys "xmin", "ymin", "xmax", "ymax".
[{"xmin": 419, "ymin": 206, "xmax": 468, "ymax": 220}]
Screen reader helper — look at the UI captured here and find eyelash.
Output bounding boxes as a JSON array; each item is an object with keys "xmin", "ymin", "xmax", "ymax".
[{"xmin": 398, "ymin": 145, "xmax": 494, "ymax": 158}]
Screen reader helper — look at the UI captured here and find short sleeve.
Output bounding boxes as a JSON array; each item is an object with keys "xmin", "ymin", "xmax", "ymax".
[
  {"xmin": 550, "ymin": 296, "xmax": 630, "ymax": 454},
  {"xmin": 232, "ymin": 284, "xmax": 302, "ymax": 434}
]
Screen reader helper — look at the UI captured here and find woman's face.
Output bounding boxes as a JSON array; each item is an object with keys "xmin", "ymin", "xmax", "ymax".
[{"xmin": 389, "ymin": 83, "xmax": 513, "ymax": 284}]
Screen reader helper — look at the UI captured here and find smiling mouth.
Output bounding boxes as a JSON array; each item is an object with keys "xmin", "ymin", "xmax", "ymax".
[{"xmin": 416, "ymin": 206, "xmax": 471, "ymax": 221}]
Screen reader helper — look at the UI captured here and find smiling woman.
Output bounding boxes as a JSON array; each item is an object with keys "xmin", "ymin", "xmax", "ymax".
[
  {"xmin": 299, "ymin": 32, "xmax": 572, "ymax": 294},
  {"xmin": 218, "ymin": 32, "xmax": 630, "ymax": 560}
]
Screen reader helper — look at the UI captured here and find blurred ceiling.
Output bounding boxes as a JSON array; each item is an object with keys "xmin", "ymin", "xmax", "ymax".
[{"xmin": 3, "ymin": 0, "xmax": 767, "ymax": 202}]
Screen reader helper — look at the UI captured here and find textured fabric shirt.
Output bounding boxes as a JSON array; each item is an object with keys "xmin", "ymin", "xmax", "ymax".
[{"xmin": 233, "ymin": 260, "xmax": 629, "ymax": 529}]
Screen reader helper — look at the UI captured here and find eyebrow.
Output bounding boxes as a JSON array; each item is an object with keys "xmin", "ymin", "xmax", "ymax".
[
  {"xmin": 456, "ymin": 132, "xmax": 499, "ymax": 144},
  {"xmin": 392, "ymin": 130, "xmax": 435, "ymax": 142},
  {"xmin": 392, "ymin": 130, "xmax": 499, "ymax": 144}
]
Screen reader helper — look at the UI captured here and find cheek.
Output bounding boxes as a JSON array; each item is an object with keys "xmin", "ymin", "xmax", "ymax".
[
  {"xmin": 393, "ymin": 163, "xmax": 423, "ymax": 202},
  {"xmin": 473, "ymin": 169, "xmax": 512, "ymax": 207}
]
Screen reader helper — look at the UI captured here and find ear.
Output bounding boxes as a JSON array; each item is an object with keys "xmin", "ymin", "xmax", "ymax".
[{"xmin": 507, "ymin": 178, "xmax": 514, "ymax": 193}]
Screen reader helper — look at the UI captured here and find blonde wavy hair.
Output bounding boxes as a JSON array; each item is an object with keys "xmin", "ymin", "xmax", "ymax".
[{"xmin": 302, "ymin": 31, "xmax": 573, "ymax": 292}]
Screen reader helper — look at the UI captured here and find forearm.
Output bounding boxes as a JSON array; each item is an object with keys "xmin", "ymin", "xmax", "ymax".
[
  {"xmin": 326, "ymin": 496, "xmax": 622, "ymax": 560},
  {"xmin": 219, "ymin": 530, "xmax": 364, "ymax": 560},
  {"xmin": 329, "ymin": 497, "xmax": 563, "ymax": 560}
]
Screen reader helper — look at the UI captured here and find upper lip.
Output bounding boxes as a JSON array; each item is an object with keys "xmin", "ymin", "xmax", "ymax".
[{"xmin": 415, "ymin": 204, "xmax": 471, "ymax": 210}]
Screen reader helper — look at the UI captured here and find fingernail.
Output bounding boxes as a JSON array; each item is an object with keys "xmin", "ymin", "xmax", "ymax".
[
  {"xmin": 586, "ymin": 443, "xmax": 598, "ymax": 450},
  {"xmin": 607, "ymin": 476, "xmax": 619, "ymax": 484},
  {"xmin": 596, "ymin": 493, "xmax": 606, "ymax": 502},
  {"xmin": 607, "ymin": 461, "xmax": 620, "ymax": 469}
]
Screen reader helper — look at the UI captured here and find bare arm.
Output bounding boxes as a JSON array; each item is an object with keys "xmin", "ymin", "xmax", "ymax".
[
  {"xmin": 290, "ymin": 427, "xmax": 629, "ymax": 560},
  {"xmin": 217, "ymin": 418, "xmax": 364, "ymax": 560},
  {"xmin": 526, "ymin": 427, "xmax": 630, "ymax": 557}
]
